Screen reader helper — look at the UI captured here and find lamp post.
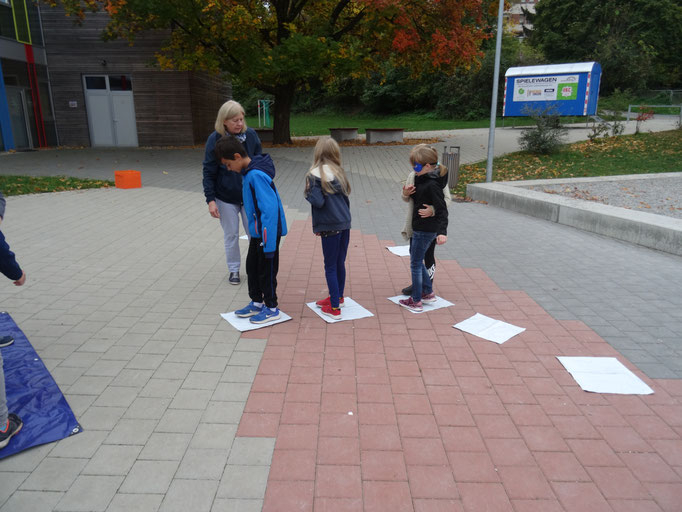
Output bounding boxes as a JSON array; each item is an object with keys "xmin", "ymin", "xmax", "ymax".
[{"xmin": 486, "ymin": 0, "xmax": 506, "ymax": 183}]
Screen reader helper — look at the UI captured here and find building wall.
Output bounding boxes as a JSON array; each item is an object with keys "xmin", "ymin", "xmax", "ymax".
[{"xmin": 40, "ymin": 6, "xmax": 229, "ymax": 147}]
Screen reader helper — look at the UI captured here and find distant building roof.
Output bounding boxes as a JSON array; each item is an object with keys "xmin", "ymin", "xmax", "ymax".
[{"xmin": 505, "ymin": 62, "xmax": 599, "ymax": 77}]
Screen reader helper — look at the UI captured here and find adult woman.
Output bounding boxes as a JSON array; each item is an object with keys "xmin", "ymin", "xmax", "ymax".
[{"xmin": 202, "ymin": 100, "xmax": 262, "ymax": 284}]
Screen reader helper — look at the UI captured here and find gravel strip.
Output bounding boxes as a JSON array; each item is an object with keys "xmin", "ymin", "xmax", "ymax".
[{"xmin": 527, "ymin": 175, "xmax": 682, "ymax": 219}]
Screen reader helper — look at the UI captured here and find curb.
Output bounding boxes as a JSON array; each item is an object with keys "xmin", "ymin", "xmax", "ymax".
[{"xmin": 467, "ymin": 173, "xmax": 682, "ymax": 256}]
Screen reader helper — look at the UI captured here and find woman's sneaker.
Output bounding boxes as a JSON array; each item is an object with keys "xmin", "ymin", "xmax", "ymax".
[
  {"xmin": 235, "ymin": 301, "xmax": 264, "ymax": 318},
  {"xmin": 315, "ymin": 296, "xmax": 345, "ymax": 308},
  {"xmin": 398, "ymin": 297, "xmax": 423, "ymax": 312},
  {"xmin": 421, "ymin": 292, "xmax": 437, "ymax": 303},
  {"xmin": 250, "ymin": 308, "xmax": 281, "ymax": 324},
  {"xmin": 0, "ymin": 413, "xmax": 23, "ymax": 449},
  {"xmin": 320, "ymin": 304, "xmax": 341, "ymax": 319}
]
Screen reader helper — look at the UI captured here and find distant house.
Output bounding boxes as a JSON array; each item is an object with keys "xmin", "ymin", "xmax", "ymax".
[
  {"xmin": 1, "ymin": 2, "xmax": 230, "ymax": 150},
  {"xmin": 506, "ymin": 0, "xmax": 537, "ymax": 38}
]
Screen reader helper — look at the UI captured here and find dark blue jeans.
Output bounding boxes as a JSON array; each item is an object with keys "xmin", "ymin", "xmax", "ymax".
[
  {"xmin": 320, "ymin": 229, "xmax": 350, "ymax": 308},
  {"xmin": 410, "ymin": 230, "xmax": 437, "ymax": 302}
]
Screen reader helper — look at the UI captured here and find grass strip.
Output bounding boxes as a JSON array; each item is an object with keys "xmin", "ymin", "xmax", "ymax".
[{"xmin": 0, "ymin": 175, "xmax": 113, "ymax": 196}]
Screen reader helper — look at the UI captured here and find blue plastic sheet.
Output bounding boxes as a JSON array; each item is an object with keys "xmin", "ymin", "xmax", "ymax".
[{"xmin": 0, "ymin": 312, "xmax": 81, "ymax": 459}]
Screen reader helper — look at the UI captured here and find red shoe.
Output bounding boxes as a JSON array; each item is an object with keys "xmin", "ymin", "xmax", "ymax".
[
  {"xmin": 315, "ymin": 296, "xmax": 345, "ymax": 308},
  {"xmin": 320, "ymin": 304, "xmax": 341, "ymax": 318},
  {"xmin": 398, "ymin": 297, "xmax": 424, "ymax": 312}
]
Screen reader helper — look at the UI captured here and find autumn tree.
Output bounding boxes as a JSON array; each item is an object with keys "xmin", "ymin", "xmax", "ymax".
[{"xmin": 47, "ymin": 0, "xmax": 491, "ymax": 143}]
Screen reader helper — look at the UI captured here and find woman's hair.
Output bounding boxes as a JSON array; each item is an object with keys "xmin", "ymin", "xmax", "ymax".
[
  {"xmin": 409, "ymin": 144, "xmax": 448, "ymax": 177},
  {"xmin": 306, "ymin": 137, "xmax": 351, "ymax": 196},
  {"xmin": 215, "ymin": 100, "xmax": 247, "ymax": 135}
]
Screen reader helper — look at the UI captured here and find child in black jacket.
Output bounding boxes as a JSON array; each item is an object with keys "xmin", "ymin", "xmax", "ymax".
[{"xmin": 399, "ymin": 145, "xmax": 448, "ymax": 312}]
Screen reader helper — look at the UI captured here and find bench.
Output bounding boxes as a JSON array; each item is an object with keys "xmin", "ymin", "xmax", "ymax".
[
  {"xmin": 329, "ymin": 128, "xmax": 359, "ymax": 142},
  {"xmin": 365, "ymin": 128, "xmax": 404, "ymax": 144},
  {"xmin": 255, "ymin": 128, "xmax": 274, "ymax": 142}
]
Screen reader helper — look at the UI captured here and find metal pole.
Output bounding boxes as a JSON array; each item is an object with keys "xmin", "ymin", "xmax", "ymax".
[{"xmin": 485, "ymin": 0, "xmax": 505, "ymax": 183}]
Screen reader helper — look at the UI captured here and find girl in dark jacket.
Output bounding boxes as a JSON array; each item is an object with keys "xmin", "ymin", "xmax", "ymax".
[
  {"xmin": 399, "ymin": 145, "xmax": 448, "ymax": 312},
  {"xmin": 305, "ymin": 137, "xmax": 352, "ymax": 319},
  {"xmin": 202, "ymin": 100, "xmax": 262, "ymax": 285}
]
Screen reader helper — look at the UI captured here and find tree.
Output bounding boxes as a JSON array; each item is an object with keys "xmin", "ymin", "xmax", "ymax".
[
  {"xmin": 48, "ymin": 0, "xmax": 492, "ymax": 143},
  {"xmin": 529, "ymin": 0, "xmax": 682, "ymax": 93}
]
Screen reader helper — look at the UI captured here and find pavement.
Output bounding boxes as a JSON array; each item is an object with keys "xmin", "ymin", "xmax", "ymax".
[{"xmin": 0, "ymin": 118, "xmax": 680, "ymax": 511}]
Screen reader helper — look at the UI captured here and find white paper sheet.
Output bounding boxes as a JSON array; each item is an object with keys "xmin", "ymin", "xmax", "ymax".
[
  {"xmin": 221, "ymin": 310, "xmax": 292, "ymax": 331},
  {"xmin": 306, "ymin": 297, "xmax": 374, "ymax": 323},
  {"xmin": 239, "ymin": 235, "xmax": 249, "ymax": 240},
  {"xmin": 387, "ymin": 295, "xmax": 454, "ymax": 314},
  {"xmin": 557, "ymin": 356, "xmax": 654, "ymax": 395},
  {"xmin": 386, "ymin": 245, "xmax": 411, "ymax": 257},
  {"xmin": 453, "ymin": 313, "xmax": 525, "ymax": 344}
]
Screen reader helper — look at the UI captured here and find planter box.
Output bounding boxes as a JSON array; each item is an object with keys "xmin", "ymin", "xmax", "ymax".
[
  {"xmin": 365, "ymin": 128, "xmax": 404, "ymax": 144},
  {"xmin": 329, "ymin": 128, "xmax": 359, "ymax": 142}
]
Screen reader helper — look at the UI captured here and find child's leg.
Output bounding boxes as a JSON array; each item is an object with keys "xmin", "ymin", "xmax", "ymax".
[
  {"xmin": 246, "ymin": 237, "xmax": 263, "ymax": 303},
  {"xmin": 321, "ymin": 233, "xmax": 342, "ymax": 308},
  {"xmin": 216, "ymin": 199, "xmax": 242, "ymax": 273},
  {"xmin": 410, "ymin": 231, "xmax": 437, "ymax": 302},
  {"xmin": 336, "ymin": 230, "xmax": 350, "ymax": 298},
  {"xmin": 259, "ymin": 237, "xmax": 281, "ymax": 309},
  {"xmin": 424, "ymin": 238, "xmax": 437, "ymax": 283}
]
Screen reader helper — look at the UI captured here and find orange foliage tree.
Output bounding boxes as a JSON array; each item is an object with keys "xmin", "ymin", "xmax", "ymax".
[{"xmin": 48, "ymin": 0, "xmax": 492, "ymax": 143}]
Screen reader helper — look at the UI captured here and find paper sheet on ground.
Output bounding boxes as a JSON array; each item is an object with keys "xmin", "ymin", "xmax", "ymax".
[
  {"xmin": 557, "ymin": 356, "xmax": 654, "ymax": 395},
  {"xmin": 386, "ymin": 245, "xmax": 410, "ymax": 257},
  {"xmin": 221, "ymin": 310, "xmax": 292, "ymax": 331},
  {"xmin": 453, "ymin": 313, "xmax": 525, "ymax": 344},
  {"xmin": 306, "ymin": 297, "xmax": 374, "ymax": 323},
  {"xmin": 388, "ymin": 295, "xmax": 454, "ymax": 314},
  {"xmin": 239, "ymin": 235, "xmax": 248, "ymax": 240}
]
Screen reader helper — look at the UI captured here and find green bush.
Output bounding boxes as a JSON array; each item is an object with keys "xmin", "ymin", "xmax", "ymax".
[{"xmin": 519, "ymin": 107, "xmax": 568, "ymax": 154}]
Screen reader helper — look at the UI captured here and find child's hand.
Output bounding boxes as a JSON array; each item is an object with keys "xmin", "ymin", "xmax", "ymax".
[
  {"xmin": 436, "ymin": 235, "xmax": 447, "ymax": 245},
  {"xmin": 402, "ymin": 185, "xmax": 416, "ymax": 197},
  {"xmin": 418, "ymin": 204, "xmax": 434, "ymax": 218},
  {"xmin": 14, "ymin": 271, "xmax": 26, "ymax": 286}
]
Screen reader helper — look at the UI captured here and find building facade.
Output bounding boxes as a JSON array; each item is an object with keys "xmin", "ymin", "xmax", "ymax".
[
  {"xmin": 0, "ymin": 0, "xmax": 57, "ymax": 151},
  {"xmin": 1, "ymin": 2, "xmax": 230, "ymax": 150}
]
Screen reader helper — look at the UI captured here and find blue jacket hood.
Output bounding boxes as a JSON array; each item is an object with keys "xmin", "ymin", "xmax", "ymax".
[{"xmin": 243, "ymin": 154, "xmax": 276, "ymax": 179}]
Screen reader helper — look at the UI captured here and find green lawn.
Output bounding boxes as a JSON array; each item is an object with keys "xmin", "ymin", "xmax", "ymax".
[
  {"xmin": 453, "ymin": 129, "xmax": 682, "ymax": 198},
  {"xmin": 246, "ymin": 113, "xmax": 541, "ymax": 136},
  {"xmin": 0, "ymin": 175, "xmax": 113, "ymax": 196}
]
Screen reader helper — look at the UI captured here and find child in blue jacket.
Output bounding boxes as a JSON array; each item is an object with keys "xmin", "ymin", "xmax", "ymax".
[{"xmin": 214, "ymin": 136, "xmax": 288, "ymax": 325}]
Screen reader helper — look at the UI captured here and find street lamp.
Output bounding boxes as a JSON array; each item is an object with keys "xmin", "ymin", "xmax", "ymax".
[{"xmin": 486, "ymin": 0, "xmax": 506, "ymax": 183}]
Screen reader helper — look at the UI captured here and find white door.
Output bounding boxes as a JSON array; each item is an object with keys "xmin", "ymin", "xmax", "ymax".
[{"xmin": 83, "ymin": 75, "xmax": 138, "ymax": 147}]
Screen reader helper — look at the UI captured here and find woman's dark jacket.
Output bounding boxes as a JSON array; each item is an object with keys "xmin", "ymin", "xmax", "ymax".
[{"xmin": 202, "ymin": 127, "xmax": 262, "ymax": 205}]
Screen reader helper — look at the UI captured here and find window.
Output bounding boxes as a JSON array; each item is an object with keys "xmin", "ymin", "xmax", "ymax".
[
  {"xmin": 85, "ymin": 76, "xmax": 107, "ymax": 90},
  {"xmin": 109, "ymin": 75, "xmax": 133, "ymax": 91}
]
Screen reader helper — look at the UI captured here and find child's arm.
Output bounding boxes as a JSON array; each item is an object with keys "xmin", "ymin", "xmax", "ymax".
[
  {"xmin": 251, "ymin": 173, "xmax": 283, "ymax": 256},
  {"xmin": 305, "ymin": 176, "xmax": 326, "ymax": 208}
]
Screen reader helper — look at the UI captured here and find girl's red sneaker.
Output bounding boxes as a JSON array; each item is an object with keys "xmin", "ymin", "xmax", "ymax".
[
  {"xmin": 320, "ymin": 304, "xmax": 341, "ymax": 318},
  {"xmin": 315, "ymin": 296, "xmax": 345, "ymax": 308}
]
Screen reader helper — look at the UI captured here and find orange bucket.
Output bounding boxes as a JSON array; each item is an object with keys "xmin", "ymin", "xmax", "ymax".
[{"xmin": 114, "ymin": 170, "xmax": 142, "ymax": 189}]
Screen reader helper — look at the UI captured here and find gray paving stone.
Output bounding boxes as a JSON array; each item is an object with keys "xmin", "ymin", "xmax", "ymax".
[
  {"xmin": 78, "ymin": 406, "xmax": 126, "ymax": 430},
  {"xmin": 156, "ymin": 409, "xmax": 203, "ymax": 434},
  {"xmin": 212, "ymin": 382, "xmax": 252, "ymax": 402},
  {"xmin": 119, "ymin": 460, "xmax": 179, "ymax": 494},
  {"xmin": 176, "ymin": 448, "xmax": 230, "ymax": 480},
  {"xmin": 0, "ymin": 471, "xmax": 28, "ymax": 506},
  {"xmin": 211, "ymin": 498, "xmax": 263, "ymax": 512},
  {"xmin": 139, "ymin": 432, "xmax": 192, "ymax": 461},
  {"xmin": 20, "ymin": 457, "xmax": 87, "ymax": 491},
  {"xmin": 140, "ymin": 378, "xmax": 183, "ymax": 398},
  {"xmin": 83, "ymin": 445, "xmax": 142, "ymax": 475},
  {"xmin": 49, "ymin": 430, "xmax": 108, "ymax": 459},
  {"xmin": 217, "ymin": 465, "xmax": 270, "ymax": 499},
  {"xmin": 0, "ymin": 490, "xmax": 63, "ymax": 512},
  {"xmin": 190, "ymin": 423, "xmax": 237, "ymax": 450},
  {"xmin": 93, "ymin": 386, "xmax": 139, "ymax": 408},
  {"xmin": 159, "ymin": 479, "xmax": 219, "ymax": 512},
  {"xmin": 202, "ymin": 402, "xmax": 245, "ymax": 424},
  {"xmin": 105, "ymin": 419, "xmax": 157, "ymax": 445},
  {"xmin": 105, "ymin": 493, "xmax": 164, "ymax": 512},
  {"xmin": 55, "ymin": 475, "xmax": 123, "ymax": 512},
  {"xmin": 124, "ymin": 397, "xmax": 170, "ymax": 420},
  {"xmin": 226, "ymin": 437, "xmax": 275, "ymax": 466}
]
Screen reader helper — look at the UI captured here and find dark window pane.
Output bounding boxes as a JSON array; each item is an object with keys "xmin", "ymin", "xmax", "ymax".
[
  {"xmin": 85, "ymin": 76, "xmax": 106, "ymax": 90},
  {"xmin": 109, "ymin": 75, "xmax": 132, "ymax": 91}
]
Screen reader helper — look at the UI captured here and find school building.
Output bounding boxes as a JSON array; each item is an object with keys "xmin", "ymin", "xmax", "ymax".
[{"xmin": 1, "ymin": 1, "xmax": 228, "ymax": 151}]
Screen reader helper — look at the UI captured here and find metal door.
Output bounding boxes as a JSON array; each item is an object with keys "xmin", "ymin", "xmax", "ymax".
[
  {"xmin": 5, "ymin": 86, "xmax": 32, "ymax": 149},
  {"xmin": 83, "ymin": 75, "xmax": 138, "ymax": 147}
]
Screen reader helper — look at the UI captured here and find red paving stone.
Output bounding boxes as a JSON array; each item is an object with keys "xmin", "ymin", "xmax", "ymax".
[{"xmin": 238, "ymin": 220, "xmax": 682, "ymax": 511}]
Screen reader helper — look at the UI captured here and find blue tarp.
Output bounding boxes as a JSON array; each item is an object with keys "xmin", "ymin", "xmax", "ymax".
[{"xmin": 0, "ymin": 312, "xmax": 81, "ymax": 459}]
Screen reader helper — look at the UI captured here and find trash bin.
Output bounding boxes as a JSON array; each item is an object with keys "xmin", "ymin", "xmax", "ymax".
[{"xmin": 441, "ymin": 146, "xmax": 460, "ymax": 189}]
